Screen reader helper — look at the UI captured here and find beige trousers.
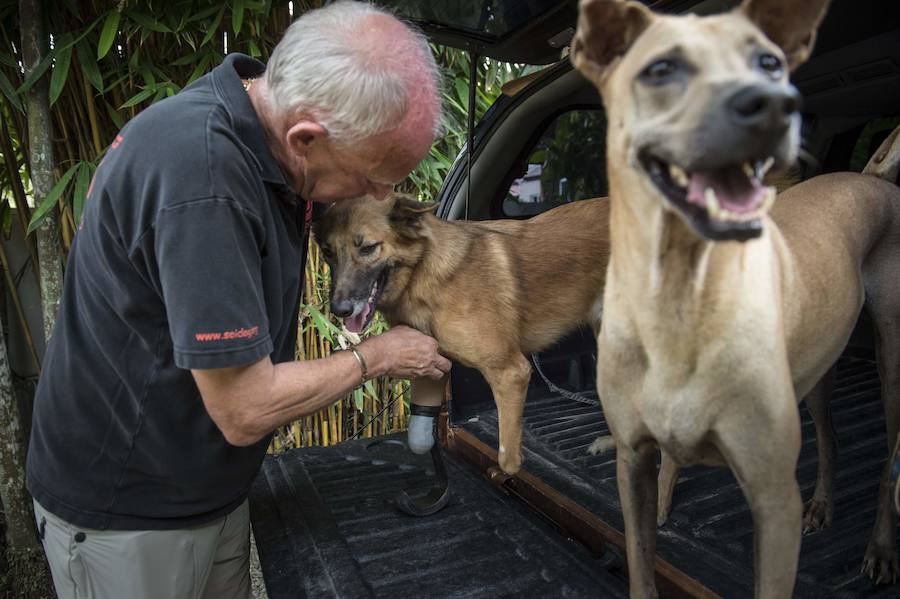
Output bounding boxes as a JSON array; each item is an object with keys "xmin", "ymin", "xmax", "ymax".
[{"xmin": 34, "ymin": 499, "xmax": 251, "ymax": 599}]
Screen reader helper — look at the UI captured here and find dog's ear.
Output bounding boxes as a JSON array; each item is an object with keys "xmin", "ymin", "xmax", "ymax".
[
  {"xmin": 388, "ymin": 196, "xmax": 438, "ymax": 239},
  {"xmin": 738, "ymin": 0, "xmax": 830, "ymax": 71},
  {"xmin": 570, "ymin": 0, "xmax": 654, "ymax": 86}
]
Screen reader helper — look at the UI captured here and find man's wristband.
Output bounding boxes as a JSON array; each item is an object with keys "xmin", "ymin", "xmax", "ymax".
[{"xmin": 349, "ymin": 346, "xmax": 368, "ymax": 386}]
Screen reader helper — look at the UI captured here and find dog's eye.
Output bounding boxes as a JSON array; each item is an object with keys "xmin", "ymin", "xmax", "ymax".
[
  {"xmin": 640, "ymin": 59, "xmax": 678, "ymax": 84},
  {"xmin": 359, "ymin": 243, "xmax": 381, "ymax": 256},
  {"xmin": 757, "ymin": 53, "xmax": 783, "ymax": 78}
]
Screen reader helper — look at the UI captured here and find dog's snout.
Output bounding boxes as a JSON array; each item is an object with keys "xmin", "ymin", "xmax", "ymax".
[
  {"xmin": 727, "ymin": 84, "xmax": 801, "ymax": 131},
  {"xmin": 331, "ymin": 297, "xmax": 354, "ymax": 317}
]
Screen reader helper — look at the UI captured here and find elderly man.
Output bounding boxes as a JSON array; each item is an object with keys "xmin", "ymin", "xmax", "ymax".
[{"xmin": 26, "ymin": 2, "xmax": 450, "ymax": 597}]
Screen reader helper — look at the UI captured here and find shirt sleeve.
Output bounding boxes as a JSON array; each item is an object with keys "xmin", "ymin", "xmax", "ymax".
[{"xmin": 155, "ymin": 197, "xmax": 273, "ymax": 370}]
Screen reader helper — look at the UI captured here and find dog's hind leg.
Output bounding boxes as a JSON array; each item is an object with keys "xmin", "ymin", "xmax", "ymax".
[
  {"xmin": 802, "ymin": 365, "xmax": 837, "ymax": 533},
  {"xmin": 617, "ymin": 444, "xmax": 659, "ymax": 598},
  {"xmin": 482, "ymin": 353, "xmax": 533, "ymax": 474},
  {"xmin": 656, "ymin": 451, "xmax": 679, "ymax": 526},
  {"xmin": 861, "ymin": 298, "xmax": 900, "ymax": 583}
]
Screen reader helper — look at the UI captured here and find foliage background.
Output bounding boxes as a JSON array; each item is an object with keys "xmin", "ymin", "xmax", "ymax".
[{"xmin": 0, "ymin": 0, "xmax": 530, "ymax": 453}]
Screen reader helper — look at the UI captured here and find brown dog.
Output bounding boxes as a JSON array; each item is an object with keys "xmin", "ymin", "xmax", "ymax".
[
  {"xmin": 314, "ymin": 194, "xmax": 610, "ymax": 474},
  {"xmin": 571, "ymin": 0, "xmax": 900, "ymax": 597}
]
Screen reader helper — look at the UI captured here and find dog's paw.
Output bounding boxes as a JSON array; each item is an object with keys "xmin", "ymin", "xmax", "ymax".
[
  {"xmin": 861, "ymin": 542, "xmax": 900, "ymax": 585},
  {"xmin": 588, "ymin": 435, "xmax": 616, "ymax": 455},
  {"xmin": 802, "ymin": 498, "xmax": 832, "ymax": 534}
]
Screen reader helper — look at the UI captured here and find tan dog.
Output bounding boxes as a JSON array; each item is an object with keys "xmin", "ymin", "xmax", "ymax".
[
  {"xmin": 314, "ymin": 194, "xmax": 610, "ymax": 474},
  {"xmin": 571, "ymin": 0, "xmax": 900, "ymax": 597}
]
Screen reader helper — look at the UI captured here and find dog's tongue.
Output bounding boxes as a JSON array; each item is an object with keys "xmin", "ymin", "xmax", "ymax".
[
  {"xmin": 687, "ymin": 166, "xmax": 765, "ymax": 214},
  {"xmin": 344, "ymin": 303, "xmax": 371, "ymax": 333}
]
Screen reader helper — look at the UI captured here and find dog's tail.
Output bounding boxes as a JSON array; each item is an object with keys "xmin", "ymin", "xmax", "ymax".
[{"xmin": 862, "ymin": 124, "xmax": 900, "ymax": 184}]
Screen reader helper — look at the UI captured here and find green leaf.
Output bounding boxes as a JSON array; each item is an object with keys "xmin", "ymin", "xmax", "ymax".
[
  {"xmin": 188, "ymin": 4, "xmax": 226, "ymax": 23},
  {"xmin": 353, "ymin": 388, "xmax": 364, "ymax": 411},
  {"xmin": 104, "ymin": 100, "xmax": 125, "ymax": 129},
  {"xmin": 201, "ymin": 6, "xmax": 226, "ymax": 47},
  {"xmin": 120, "ymin": 86, "xmax": 157, "ymax": 109},
  {"xmin": 126, "ymin": 10, "xmax": 171, "ymax": 33},
  {"xmin": 49, "ymin": 43, "xmax": 73, "ymax": 106},
  {"xmin": 16, "ymin": 51, "xmax": 53, "ymax": 96},
  {"xmin": 73, "ymin": 162, "xmax": 91, "ymax": 225},
  {"xmin": 97, "ymin": 10, "xmax": 120, "ymax": 60},
  {"xmin": 27, "ymin": 164, "xmax": 79, "ymax": 234},
  {"xmin": 171, "ymin": 50, "xmax": 202, "ymax": 66},
  {"xmin": 232, "ymin": 0, "xmax": 245, "ymax": 36},
  {"xmin": 0, "ymin": 70, "xmax": 22, "ymax": 112},
  {"xmin": 76, "ymin": 40, "xmax": 103, "ymax": 91},
  {"xmin": 248, "ymin": 40, "xmax": 261, "ymax": 58},
  {"xmin": 186, "ymin": 55, "xmax": 211, "ymax": 85}
]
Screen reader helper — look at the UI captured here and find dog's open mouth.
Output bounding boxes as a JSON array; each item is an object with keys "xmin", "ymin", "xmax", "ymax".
[
  {"xmin": 640, "ymin": 151, "xmax": 777, "ymax": 241},
  {"xmin": 343, "ymin": 270, "xmax": 388, "ymax": 333}
]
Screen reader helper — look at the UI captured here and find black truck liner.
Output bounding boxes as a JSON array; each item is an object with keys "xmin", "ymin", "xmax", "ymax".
[
  {"xmin": 459, "ymin": 349, "xmax": 900, "ymax": 598},
  {"xmin": 250, "ymin": 435, "xmax": 630, "ymax": 598},
  {"xmin": 250, "ymin": 345, "xmax": 900, "ymax": 598}
]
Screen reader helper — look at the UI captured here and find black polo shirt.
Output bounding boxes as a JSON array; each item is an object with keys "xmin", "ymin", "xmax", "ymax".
[{"xmin": 26, "ymin": 54, "xmax": 310, "ymax": 530}]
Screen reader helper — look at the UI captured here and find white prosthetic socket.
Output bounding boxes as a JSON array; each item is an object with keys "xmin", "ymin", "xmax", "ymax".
[{"xmin": 407, "ymin": 404, "xmax": 440, "ymax": 455}]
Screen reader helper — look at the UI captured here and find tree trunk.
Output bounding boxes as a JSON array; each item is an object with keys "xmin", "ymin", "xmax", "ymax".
[
  {"xmin": 20, "ymin": 0, "xmax": 63, "ymax": 344},
  {"xmin": 0, "ymin": 315, "xmax": 38, "ymax": 551}
]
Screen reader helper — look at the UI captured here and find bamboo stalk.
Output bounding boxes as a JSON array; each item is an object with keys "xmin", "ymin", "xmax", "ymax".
[{"xmin": 0, "ymin": 239, "xmax": 40, "ymax": 373}]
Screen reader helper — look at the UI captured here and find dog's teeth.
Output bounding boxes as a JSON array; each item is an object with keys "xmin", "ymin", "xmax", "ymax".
[
  {"xmin": 669, "ymin": 164, "xmax": 689, "ymax": 188},
  {"xmin": 760, "ymin": 186, "xmax": 776, "ymax": 213},
  {"xmin": 704, "ymin": 187, "xmax": 721, "ymax": 218},
  {"xmin": 760, "ymin": 157, "xmax": 775, "ymax": 177},
  {"xmin": 742, "ymin": 162, "xmax": 755, "ymax": 180}
]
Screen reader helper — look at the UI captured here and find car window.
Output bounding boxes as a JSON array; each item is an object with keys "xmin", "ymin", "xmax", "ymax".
[{"xmin": 501, "ymin": 109, "xmax": 607, "ymax": 217}]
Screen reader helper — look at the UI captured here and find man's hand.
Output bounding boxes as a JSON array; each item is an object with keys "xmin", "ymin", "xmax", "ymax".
[{"xmin": 357, "ymin": 325, "xmax": 451, "ymax": 380}]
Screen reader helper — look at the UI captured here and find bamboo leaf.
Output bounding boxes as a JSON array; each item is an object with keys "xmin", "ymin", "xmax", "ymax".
[
  {"xmin": 73, "ymin": 162, "xmax": 91, "ymax": 225},
  {"xmin": 0, "ymin": 70, "xmax": 22, "ymax": 112},
  {"xmin": 16, "ymin": 51, "xmax": 53, "ymax": 96},
  {"xmin": 104, "ymin": 100, "xmax": 125, "ymax": 130},
  {"xmin": 126, "ymin": 10, "xmax": 171, "ymax": 33},
  {"xmin": 201, "ymin": 6, "xmax": 226, "ymax": 47},
  {"xmin": 27, "ymin": 164, "xmax": 79, "ymax": 234},
  {"xmin": 49, "ymin": 43, "xmax": 73, "ymax": 106},
  {"xmin": 97, "ymin": 10, "xmax": 120, "ymax": 60},
  {"xmin": 76, "ymin": 40, "xmax": 103, "ymax": 91},
  {"xmin": 188, "ymin": 4, "xmax": 226, "ymax": 23},
  {"xmin": 120, "ymin": 86, "xmax": 157, "ymax": 109},
  {"xmin": 232, "ymin": 0, "xmax": 245, "ymax": 36}
]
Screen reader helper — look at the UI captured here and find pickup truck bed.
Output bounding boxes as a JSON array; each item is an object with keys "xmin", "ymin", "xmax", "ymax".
[{"xmin": 250, "ymin": 347, "xmax": 898, "ymax": 598}]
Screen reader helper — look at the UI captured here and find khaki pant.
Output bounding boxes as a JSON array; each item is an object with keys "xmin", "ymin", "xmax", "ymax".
[{"xmin": 34, "ymin": 499, "xmax": 251, "ymax": 599}]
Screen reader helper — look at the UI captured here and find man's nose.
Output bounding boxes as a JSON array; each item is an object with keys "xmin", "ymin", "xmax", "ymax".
[{"xmin": 370, "ymin": 183, "xmax": 393, "ymax": 201}]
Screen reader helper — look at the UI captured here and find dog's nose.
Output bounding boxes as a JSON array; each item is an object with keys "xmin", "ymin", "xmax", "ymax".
[
  {"xmin": 727, "ymin": 84, "xmax": 801, "ymax": 131},
  {"xmin": 331, "ymin": 297, "xmax": 353, "ymax": 317}
]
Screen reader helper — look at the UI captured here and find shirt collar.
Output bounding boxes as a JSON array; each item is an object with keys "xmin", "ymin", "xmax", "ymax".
[{"xmin": 211, "ymin": 53, "xmax": 292, "ymax": 190}]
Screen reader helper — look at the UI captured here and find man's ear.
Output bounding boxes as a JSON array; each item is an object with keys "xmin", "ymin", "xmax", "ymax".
[
  {"xmin": 388, "ymin": 195, "xmax": 438, "ymax": 239},
  {"xmin": 570, "ymin": 0, "xmax": 654, "ymax": 86},
  {"xmin": 738, "ymin": 0, "xmax": 830, "ymax": 71},
  {"xmin": 285, "ymin": 120, "xmax": 328, "ymax": 156}
]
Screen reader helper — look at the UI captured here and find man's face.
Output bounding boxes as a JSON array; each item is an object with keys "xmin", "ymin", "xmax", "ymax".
[{"xmin": 298, "ymin": 128, "xmax": 428, "ymax": 203}]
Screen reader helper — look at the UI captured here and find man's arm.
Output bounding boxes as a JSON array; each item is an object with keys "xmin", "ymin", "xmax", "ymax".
[{"xmin": 192, "ymin": 325, "xmax": 451, "ymax": 446}]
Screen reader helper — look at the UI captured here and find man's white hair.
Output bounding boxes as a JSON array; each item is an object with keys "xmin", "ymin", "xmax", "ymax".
[{"xmin": 265, "ymin": 1, "xmax": 440, "ymax": 142}]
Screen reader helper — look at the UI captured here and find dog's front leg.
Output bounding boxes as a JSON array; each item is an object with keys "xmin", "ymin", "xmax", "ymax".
[
  {"xmin": 483, "ymin": 354, "xmax": 532, "ymax": 474},
  {"xmin": 802, "ymin": 365, "xmax": 837, "ymax": 533},
  {"xmin": 719, "ymin": 409, "xmax": 803, "ymax": 599},
  {"xmin": 617, "ymin": 444, "xmax": 659, "ymax": 599}
]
